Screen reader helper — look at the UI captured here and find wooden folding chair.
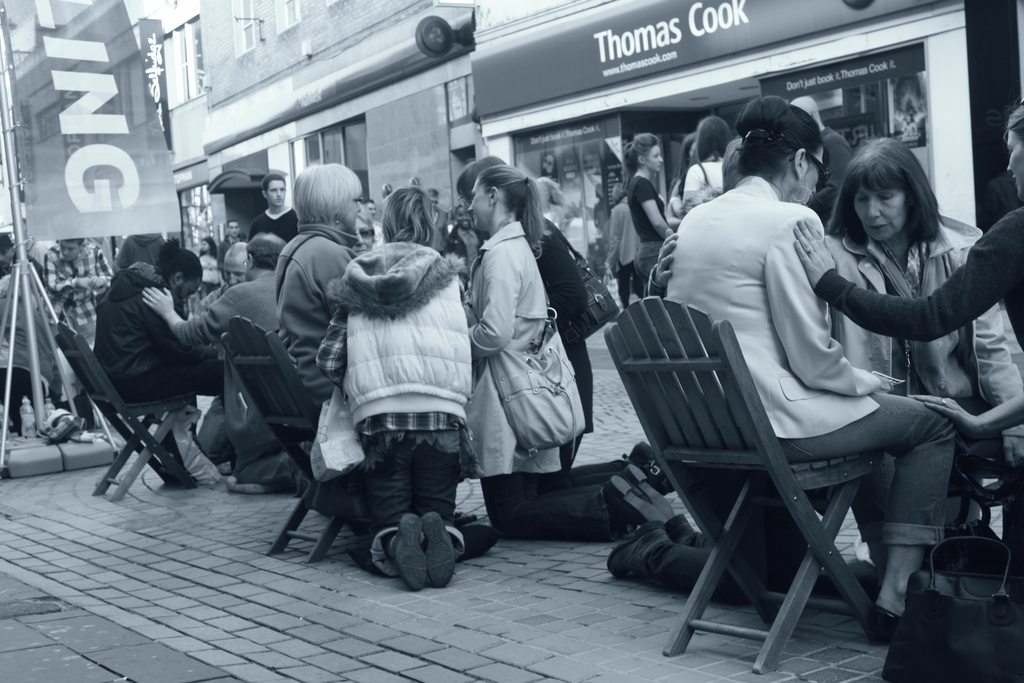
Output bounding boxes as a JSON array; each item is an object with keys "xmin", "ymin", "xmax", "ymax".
[
  {"xmin": 221, "ymin": 316, "xmax": 368, "ymax": 563},
  {"xmin": 605, "ymin": 299, "xmax": 877, "ymax": 673},
  {"xmin": 54, "ymin": 324, "xmax": 196, "ymax": 501}
]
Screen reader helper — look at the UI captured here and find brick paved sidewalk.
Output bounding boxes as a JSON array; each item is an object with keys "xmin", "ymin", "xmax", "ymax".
[
  {"xmin": 0, "ymin": 336, "xmax": 892, "ymax": 683},
  {"xmin": 0, "ymin": 572, "xmax": 233, "ymax": 682}
]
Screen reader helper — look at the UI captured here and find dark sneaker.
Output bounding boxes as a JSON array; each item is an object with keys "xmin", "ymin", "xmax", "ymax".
[
  {"xmin": 393, "ymin": 514, "xmax": 426, "ymax": 591},
  {"xmin": 619, "ymin": 464, "xmax": 675, "ymax": 520},
  {"xmin": 607, "ymin": 520, "xmax": 668, "ymax": 578},
  {"xmin": 604, "ymin": 476, "xmax": 672, "ymax": 526},
  {"xmin": 422, "ymin": 512, "xmax": 455, "ymax": 588}
]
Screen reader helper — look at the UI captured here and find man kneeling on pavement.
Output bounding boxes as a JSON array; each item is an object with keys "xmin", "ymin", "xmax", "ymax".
[{"xmin": 141, "ymin": 234, "xmax": 297, "ymax": 494}]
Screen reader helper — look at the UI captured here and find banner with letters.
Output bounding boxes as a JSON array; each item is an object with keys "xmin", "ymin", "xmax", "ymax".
[{"xmin": 7, "ymin": 0, "xmax": 178, "ymax": 240}]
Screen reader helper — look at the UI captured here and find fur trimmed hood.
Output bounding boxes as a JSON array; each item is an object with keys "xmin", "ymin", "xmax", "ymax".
[{"xmin": 328, "ymin": 243, "xmax": 465, "ymax": 320}]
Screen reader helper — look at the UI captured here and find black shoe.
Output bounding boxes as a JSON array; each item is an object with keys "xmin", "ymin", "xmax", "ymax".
[
  {"xmin": 664, "ymin": 514, "xmax": 699, "ymax": 545},
  {"xmin": 607, "ymin": 521, "xmax": 669, "ymax": 578},
  {"xmin": 393, "ymin": 514, "xmax": 426, "ymax": 591},
  {"xmin": 422, "ymin": 512, "xmax": 455, "ymax": 588},
  {"xmin": 619, "ymin": 465, "xmax": 675, "ymax": 520},
  {"xmin": 866, "ymin": 604, "xmax": 901, "ymax": 643},
  {"xmin": 604, "ymin": 476, "xmax": 672, "ymax": 526},
  {"xmin": 624, "ymin": 442, "xmax": 673, "ymax": 495}
]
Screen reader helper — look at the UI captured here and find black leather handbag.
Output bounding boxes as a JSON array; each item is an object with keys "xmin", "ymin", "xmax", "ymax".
[
  {"xmin": 883, "ymin": 537, "xmax": 1024, "ymax": 683},
  {"xmin": 558, "ymin": 236, "xmax": 619, "ymax": 344}
]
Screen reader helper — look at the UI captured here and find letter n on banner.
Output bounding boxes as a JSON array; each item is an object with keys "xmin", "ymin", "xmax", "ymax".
[{"xmin": 8, "ymin": 0, "xmax": 178, "ymax": 241}]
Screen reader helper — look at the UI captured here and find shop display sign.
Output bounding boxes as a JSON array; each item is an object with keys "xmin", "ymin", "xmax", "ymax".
[
  {"xmin": 473, "ymin": 0, "xmax": 929, "ymax": 116},
  {"xmin": 7, "ymin": 0, "xmax": 179, "ymax": 240},
  {"xmin": 515, "ymin": 117, "xmax": 623, "ymax": 267},
  {"xmin": 762, "ymin": 44, "xmax": 928, "ymax": 149}
]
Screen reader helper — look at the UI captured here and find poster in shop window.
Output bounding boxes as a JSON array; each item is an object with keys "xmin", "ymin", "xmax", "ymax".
[
  {"xmin": 759, "ymin": 44, "xmax": 928, "ymax": 152},
  {"xmin": 5, "ymin": 0, "xmax": 178, "ymax": 241}
]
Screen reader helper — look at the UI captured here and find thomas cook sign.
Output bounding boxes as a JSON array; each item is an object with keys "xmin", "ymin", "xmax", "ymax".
[
  {"xmin": 7, "ymin": 0, "xmax": 178, "ymax": 240},
  {"xmin": 473, "ymin": 0, "xmax": 930, "ymax": 117}
]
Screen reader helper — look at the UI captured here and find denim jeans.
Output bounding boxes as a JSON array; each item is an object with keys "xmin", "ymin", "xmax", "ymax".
[
  {"xmin": 633, "ymin": 240, "xmax": 662, "ymax": 285},
  {"xmin": 481, "ymin": 472, "xmax": 621, "ymax": 541},
  {"xmin": 782, "ymin": 393, "xmax": 955, "ymax": 546},
  {"xmin": 361, "ymin": 435, "xmax": 461, "ymax": 537}
]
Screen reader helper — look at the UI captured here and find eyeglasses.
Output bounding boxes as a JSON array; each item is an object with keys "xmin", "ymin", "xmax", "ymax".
[
  {"xmin": 792, "ymin": 150, "xmax": 831, "ymax": 190},
  {"xmin": 458, "ymin": 195, "xmax": 472, "ymax": 210},
  {"xmin": 808, "ymin": 149, "xmax": 831, "ymax": 188}
]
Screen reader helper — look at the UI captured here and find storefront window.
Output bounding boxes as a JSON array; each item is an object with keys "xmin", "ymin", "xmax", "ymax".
[
  {"xmin": 760, "ymin": 44, "xmax": 928, "ymax": 162},
  {"xmin": 179, "ymin": 185, "xmax": 213, "ymax": 250},
  {"xmin": 291, "ymin": 119, "xmax": 368, "ymax": 198},
  {"xmin": 514, "ymin": 116, "xmax": 622, "ymax": 271}
]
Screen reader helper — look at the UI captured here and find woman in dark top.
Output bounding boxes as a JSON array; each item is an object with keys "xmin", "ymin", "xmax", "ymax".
[
  {"xmin": 793, "ymin": 102, "xmax": 1024, "ymax": 443},
  {"xmin": 627, "ymin": 134, "xmax": 680, "ymax": 283}
]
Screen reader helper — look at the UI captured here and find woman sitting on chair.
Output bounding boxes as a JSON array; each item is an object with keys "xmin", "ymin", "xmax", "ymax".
[
  {"xmin": 825, "ymin": 137, "xmax": 1024, "ymax": 464},
  {"xmin": 658, "ymin": 96, "xmax": 955, "ymax": 641}
]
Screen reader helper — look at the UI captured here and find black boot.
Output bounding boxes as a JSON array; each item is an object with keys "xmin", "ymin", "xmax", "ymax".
[
  {"xmin": 607, "ymin": 520, "xmax": 672, "ymax": 578},
  {"xmin": 624, "ymin": 442, "xmax": 673, "ymax": 495}
]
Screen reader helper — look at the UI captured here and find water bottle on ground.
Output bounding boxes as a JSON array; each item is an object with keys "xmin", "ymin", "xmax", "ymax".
[{"xmin": 20, "ymin": 396, "xmax": 36, "ymax": 438}]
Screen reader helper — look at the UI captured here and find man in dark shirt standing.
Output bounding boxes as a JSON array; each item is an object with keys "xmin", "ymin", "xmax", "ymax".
[{"xmin": 249, "ymin": 172, "xmax": 299, "ymax": 243}]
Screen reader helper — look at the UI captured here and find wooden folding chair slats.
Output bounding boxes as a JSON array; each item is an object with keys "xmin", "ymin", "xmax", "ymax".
[
  {"xmin": 605, "ymin": 299, "xmax": 875, "ymax": 673},
  {"xmin": 223, "ymin": 316, "xmax": 361, "ymax": 564},
  {"xmin": 54, "ymin": 324, "xmax": 195, "ymax": 500},
  {"xmin": 649, "ymin": 300, "xmax": 749, "ymax": 450},
  {"xmin": 617, "ymin": 304, "xmax": 717, "ymax": 449}
]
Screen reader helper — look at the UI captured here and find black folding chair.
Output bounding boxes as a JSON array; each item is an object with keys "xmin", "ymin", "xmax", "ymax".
[
  {"xmin": 222, "ymin": 317, "xmax": 368, "ymax": 563},
  {"xmin": 55, "ymin": 323, "xmax": 195, "ymax": 501}
]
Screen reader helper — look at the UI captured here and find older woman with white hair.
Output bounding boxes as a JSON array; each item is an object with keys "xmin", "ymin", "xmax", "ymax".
[{"xmin": 276, "ymin": 163, "xmax": 363, "ymax": 405}]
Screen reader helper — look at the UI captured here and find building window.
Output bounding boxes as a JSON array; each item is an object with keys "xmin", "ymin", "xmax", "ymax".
[
  {"xmin": 179, "ymin": 185, "xmax": 212, "ymax": 250},
  {"xmin": 291, "ymin": 120, "xmax": 368, "ymax": 197},
  {"xmin": 171, "ymin": 19, "xmax": 205, "ymax": 106},
  {"xmin": 235, "ymin": 0, "xmax": 257, "ymax": 55},
  {"xmin": 277, "ymin": 0, "xmax": 300, "ymax": 32}
]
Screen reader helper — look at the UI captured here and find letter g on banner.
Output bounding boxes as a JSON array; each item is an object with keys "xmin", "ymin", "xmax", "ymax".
[{"xmin": 65, "ymin": 144, "xmax": 140, "ymax": 213}]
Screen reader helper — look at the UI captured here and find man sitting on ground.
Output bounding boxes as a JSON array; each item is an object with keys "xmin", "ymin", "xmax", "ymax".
[
  {"xmin": 141, "ymin": 234, "xmax": 295, "ymax": 494},
  {"xmin": 44, "ymin": 238, "xmax": 112, "ymax": 347}
]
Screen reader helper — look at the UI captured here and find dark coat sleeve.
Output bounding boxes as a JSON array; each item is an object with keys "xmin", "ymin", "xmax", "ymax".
[
  {"xmin": 536, "ymin": 226, "xmax": 587, "ymax": 327},
  {"xmin": 815, "ymin": 208, "xmax": 1024, "ymax": 342}
]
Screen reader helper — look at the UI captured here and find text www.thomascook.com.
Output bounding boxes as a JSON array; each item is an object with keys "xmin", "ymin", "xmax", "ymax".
[{"xmin": 601, "ymin": 50, "xmax": 678, "ymax": 77}]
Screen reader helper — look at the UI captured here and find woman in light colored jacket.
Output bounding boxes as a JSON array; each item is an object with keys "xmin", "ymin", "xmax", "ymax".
[
  {"xmin": 466, "ymin": 164, "xmax": 671, "ymax": 541},
  {"xmin": 664, "ymin": 96, "xmax": 955, "ymax": 641},
  {"xmin": 826, "ymin": 137, "xmax": 1024, "ymax": 464}
]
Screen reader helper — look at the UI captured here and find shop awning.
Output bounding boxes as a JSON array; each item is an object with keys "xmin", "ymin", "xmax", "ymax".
[{"xmin": 208, "ymin": 169, "xmax": 266, "ymax": 193}]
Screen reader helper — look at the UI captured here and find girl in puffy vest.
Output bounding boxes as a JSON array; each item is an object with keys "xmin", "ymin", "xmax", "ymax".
[{"xmin": 317, "ymin": 186, "xmax": 473, "ymax": 591}]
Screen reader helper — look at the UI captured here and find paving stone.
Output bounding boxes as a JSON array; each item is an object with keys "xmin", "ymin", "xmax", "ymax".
[
  {"xmin": 274, "ymin": 665, "xmax": 338, "ymax": 683},
  {"xmin": 0, "ymin": 620, "xmax": 54, "ymax": 652},
  {"xmin": 468, "ymin": 662, "xmax": 545, "ymax": 683},
  {"xmin": 0, "ymin": 643, "xmax": 115, "ymax": 683},
  {"xmin": 219, "ymin": 663, "xmax": 290, "ymax": 682},
  {"xmin": 88, "ymin": 642, "xmax": 227, "ymax": 683},
  {"xmin": 404, "ymin": 664, "xmax": 475, "ymax": 683},
  {"xmin": 27, "ymin": 614, "xmax": 150, "ymax": 653}
]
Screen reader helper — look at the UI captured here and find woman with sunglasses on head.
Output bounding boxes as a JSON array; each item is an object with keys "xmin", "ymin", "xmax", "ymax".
[
  {"xmin": 656, "ymin": 95, "xmax": 955, "ymax": 641},
  {"xmin": 795, "ymin": 103, "xmax": 1024, "ymax": 448}
]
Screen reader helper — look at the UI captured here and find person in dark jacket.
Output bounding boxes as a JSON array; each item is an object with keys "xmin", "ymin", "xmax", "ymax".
[
  {"xmin": 116, "ymin": 233, "xmax": 165, "ymax": 271},
  {"xmin": 94, "ymin": 239, "xmax": 221, "ymax": 403},
  {"xmin": 444, "ymin": 206, "xmax": 487, "ymax": 269}
]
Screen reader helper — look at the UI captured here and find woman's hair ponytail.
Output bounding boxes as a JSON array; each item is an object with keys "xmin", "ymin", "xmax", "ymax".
[
  {"xmin": 623, "ymin": 132, "xmax": 660, "ymax": 181},
  {"xmin": 477, "ymin": 165, "xmax": 545, "ymax": 256}
]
